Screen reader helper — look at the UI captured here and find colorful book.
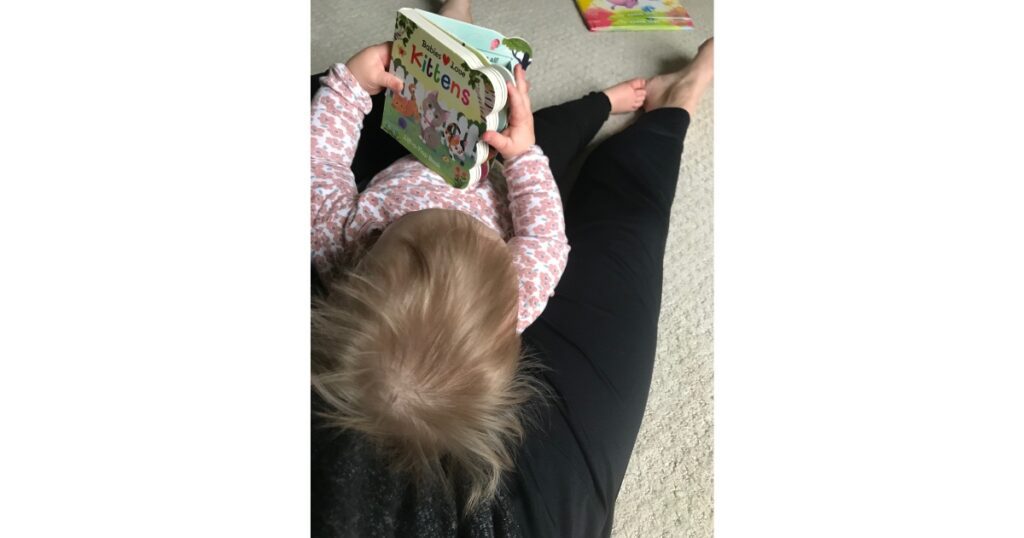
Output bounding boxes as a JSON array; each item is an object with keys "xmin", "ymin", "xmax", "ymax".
[
  {"xmin": 382, "ymin": 8, "xmax": 533, "ymax": 188},
  {"xmin": 575, "ymin": 0, "xmax": 695, "ymax": 32}
]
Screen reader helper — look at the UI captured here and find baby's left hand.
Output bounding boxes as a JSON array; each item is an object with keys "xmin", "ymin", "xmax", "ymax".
[
  {"xmin": 346, "ymin": 42, "xmax": 404, "ymax": 96},
  {"xmin": 483, "ymin": 65, "xmax": 535, "ymax": 161}
]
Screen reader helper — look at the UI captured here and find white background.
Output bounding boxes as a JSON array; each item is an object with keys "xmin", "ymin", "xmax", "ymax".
[
  {"xmin": 1, "ymin": 0, "xmax": 1022, "ymax": 536},
  {"xmin": 717, "ymin": 1, "xmax": 1024, "ymax": 535}
]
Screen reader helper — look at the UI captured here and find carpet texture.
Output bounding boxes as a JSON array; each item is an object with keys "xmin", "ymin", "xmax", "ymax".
[{"xmin": 311, "ymin": 1, "xmax": 713, "ymax": 536}]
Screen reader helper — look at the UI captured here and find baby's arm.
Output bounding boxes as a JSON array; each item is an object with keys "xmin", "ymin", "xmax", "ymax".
[
  {"xmin": 504, "ymin": 146, "xmax": 571, "ymax": 333},
  {"xmin": 312, "ymin": 44, "xmax": 404, "ymax": 276},
  {"xmin": 310, "ymin": 63, "xmax": 372, "ymax": 275}
]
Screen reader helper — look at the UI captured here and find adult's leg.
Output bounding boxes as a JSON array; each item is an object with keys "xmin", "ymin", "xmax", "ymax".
[
  {"xmin": 438, "ymin": 0, "xmax": 473, "ymax": 23},
  {"xmin": 532, "ymin": 93, "xmax": 610, "ymax": 196},
  {"xmin": 531, "ymin": 79, "xmax": 646, "ymax": 197},
  {"xmin": 514, "ymin": 39, "xmax": 713, "ymax": 537}
]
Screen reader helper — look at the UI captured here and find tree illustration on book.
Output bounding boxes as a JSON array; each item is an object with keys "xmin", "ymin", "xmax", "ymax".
[
  {"xmin": 502, "ymin": 37, "xmax": 532, "ymax": 69},
  {"xmin": 394, "ymin": 14, "xmax": 416, "ymax": 46},
  {"xmin": 458, "ymin": 61, "xmax": 483, "ymax": 90}
]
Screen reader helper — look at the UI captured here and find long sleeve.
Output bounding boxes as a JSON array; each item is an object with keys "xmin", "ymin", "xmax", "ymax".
[
  {"xmin": 311, "ymin": 63, "xmax": 373, "ymax": 277},
  {"xmin": 503, "ymin": 146, "xmax": 571, "ymax": 333}
]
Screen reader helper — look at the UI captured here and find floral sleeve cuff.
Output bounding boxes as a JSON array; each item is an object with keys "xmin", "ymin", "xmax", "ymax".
[
  {"xmin": 503, "ymin": 145, "xmax": 545, "ymax": 171},
  {"xmin": 320, "ymin": 63, "xmax": 373, "ymax": 116}
]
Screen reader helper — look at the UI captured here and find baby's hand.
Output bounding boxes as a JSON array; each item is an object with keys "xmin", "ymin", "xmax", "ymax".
[
  {"xmin": 345, "ymin": 42, "xmax": 404, "ymax": 96},
  {"xmin": 482, "ymin": 65, "xmax": 535, "ymax": 161}
]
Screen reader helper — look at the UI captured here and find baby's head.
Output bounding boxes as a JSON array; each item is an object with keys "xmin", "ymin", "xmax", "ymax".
[{"xmin": 312, "ymin": 209, "xmax": 536, "ymax": 510}]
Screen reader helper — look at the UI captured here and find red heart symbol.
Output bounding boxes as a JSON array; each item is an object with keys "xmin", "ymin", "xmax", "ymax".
[{"xmin": 442, "ymin": 54, "xmax": 450, "ymax": 66}]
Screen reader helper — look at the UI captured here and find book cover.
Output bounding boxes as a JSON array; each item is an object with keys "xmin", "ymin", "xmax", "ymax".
[
  {"xmin": 576, "ymin": 0, "xmax": 695, "ymax": 32},
  {"xmin": 382, "ymin": 10, "xmax": 508, "ymax": 189}
]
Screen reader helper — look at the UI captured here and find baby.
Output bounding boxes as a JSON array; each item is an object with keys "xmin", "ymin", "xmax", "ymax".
[{"xmin": 310, "ymin": 42, "xmax": 645, "ymax": 510}]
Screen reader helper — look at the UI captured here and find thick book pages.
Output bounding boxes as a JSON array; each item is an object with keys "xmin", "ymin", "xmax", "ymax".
[
  {"xmin": 576, "ymin": 0, "xmax": 695, "ymax": 32},
  {"xmin": 381, "ymin": 9, "xmax": 532, "ymax": 189}
]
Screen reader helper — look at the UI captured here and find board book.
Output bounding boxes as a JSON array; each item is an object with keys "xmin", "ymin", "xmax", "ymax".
[
  {"xmin": 576, "ymin": 0, "xmax": 695, "ymax": 32},
  {"xmin": 382, "ymin": 8, "xmax": 533, "ymax": 189}
]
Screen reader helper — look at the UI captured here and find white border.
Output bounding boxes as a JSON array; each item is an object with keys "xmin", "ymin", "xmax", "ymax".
[
  {"xmin": 717, "ymin": 1, "xmax": 1024, "ymax": 535},
  {"xmin": 1, "ymin": 1, "xmax": 310, "ymax": 535}
]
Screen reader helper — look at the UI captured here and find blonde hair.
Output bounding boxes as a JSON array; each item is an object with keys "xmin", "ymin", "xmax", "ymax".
[{"xmin": 312, "ymin": 210, "xmax": 540, "ymax": 512}]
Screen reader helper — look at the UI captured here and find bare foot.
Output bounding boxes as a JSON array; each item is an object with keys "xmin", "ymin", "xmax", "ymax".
[
  {"xmin": 603, "ymin": 78, "xmax": 648, "ymax": 114},
  {"xmin": 439, "ymin": 0, "xmax": 472, "ymax": 23},
  {"xmin": 644, "ymin": 37, "xmax": 714, "ymax": 114}
]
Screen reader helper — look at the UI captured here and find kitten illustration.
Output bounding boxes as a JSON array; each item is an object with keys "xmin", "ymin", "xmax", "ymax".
[
  {"xmin": 419, "ymin": 91, "xmax": 449, "ymax": 149},
  {"xmin": 444, "ymin": 114, "xmax": 479, "ymax": 164}
]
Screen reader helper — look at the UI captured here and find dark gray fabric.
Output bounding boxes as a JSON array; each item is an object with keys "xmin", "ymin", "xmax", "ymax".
[{"xmin": 312, "ymin": 394, "xmax": 523, "ymax": 538}]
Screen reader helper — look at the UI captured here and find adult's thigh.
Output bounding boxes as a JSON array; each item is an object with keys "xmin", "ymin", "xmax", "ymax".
[{"xmin": 517, "ymin": 108, "xmax": 692, "ymax": 536}]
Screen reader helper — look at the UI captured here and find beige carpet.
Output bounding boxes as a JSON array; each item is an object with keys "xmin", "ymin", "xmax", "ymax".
[{"xmin": 311, "ymin": 1, "xmax": 713, "ymax": 536}]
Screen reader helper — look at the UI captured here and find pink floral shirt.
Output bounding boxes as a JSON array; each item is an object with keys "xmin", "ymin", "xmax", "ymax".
[{"xmin": 311, "ymin": 64, "xmax": 570, "ymax": 333}]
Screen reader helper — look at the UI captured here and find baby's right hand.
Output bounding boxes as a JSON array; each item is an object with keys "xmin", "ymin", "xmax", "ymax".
[
  {"xmin": 345, "ymin": 42, "xmax": 404, "ymax": 96},
  {"xmin": 482, "ymin": 65, "xmax": 535, "ymax": 161}
]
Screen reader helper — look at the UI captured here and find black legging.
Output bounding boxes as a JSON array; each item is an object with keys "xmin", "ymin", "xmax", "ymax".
[{"xmin": 311, "ymin": 75, "xmax": 690, "ymax": 537}]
